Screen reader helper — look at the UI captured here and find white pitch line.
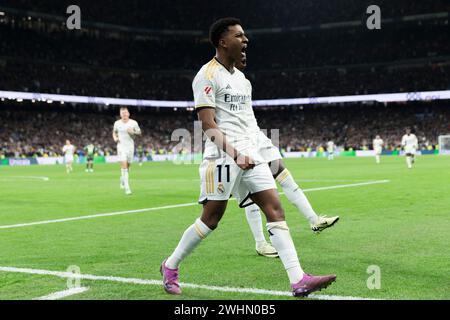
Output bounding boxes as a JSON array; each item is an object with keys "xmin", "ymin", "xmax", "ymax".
[
  {"xmin": 0, "ymin": 202, "xmax": 198, "ymax": 230},
  {"xmin": 0, "ymin": 176, "xmax": 49, "ymax": 181},
  {"xmin": 302, "ymin": 179, "xmax": 390, "ymax": 192},
  {"xmin": 33, "ymin": 287, "xmax": 89, "ymax": 300},
  {"xmin": 0, "ymin": 266, "xmax": 378, "ymax": 300},
  {"xmin": 0, "ymin": 180, "xmax": 390, "ymax": 230}
]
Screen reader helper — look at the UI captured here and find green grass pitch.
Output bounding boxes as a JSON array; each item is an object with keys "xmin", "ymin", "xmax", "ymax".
[{"xmin": 0, "ymin": 156, "xmax": 449, "ymax": 300}]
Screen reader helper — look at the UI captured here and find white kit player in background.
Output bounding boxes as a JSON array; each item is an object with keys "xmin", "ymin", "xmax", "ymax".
[
  {"xmin": 62, "ymin": 139, "xmax": 75, "ymax": 173},
  {"xmin": 113, "ymin": 107, "xmax": 142, "ymax": 195},
  {"xmin": 373, "ymin": 135, "xmax": 384, "ymax": 164},
  {"xmin": 327, "ymin": 140, "xmax": 335, "ymax": 160},
  {"xmin": 401, "ymin": 128, "xmax": 418, "ymax": 169}
]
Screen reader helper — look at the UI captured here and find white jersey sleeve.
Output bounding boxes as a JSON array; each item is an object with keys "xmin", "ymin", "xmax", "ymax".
[{"xmin": 193, "ymin": 72, "xmax": 216, "ymax": 109}]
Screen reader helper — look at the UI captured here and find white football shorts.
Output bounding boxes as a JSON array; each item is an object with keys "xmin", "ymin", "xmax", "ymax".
[
  {"xmin": 198, "ymin": 154, "xmax": 276, "ymax": 207},
  {"xmin": 118, "ymin": 146, "xmax": 134, "ymax": 163},
  {"xmin": 374, "ymin": 147, "xmax": 382, "ymax": 155},
  {"xmin": 404, "ymin": 146, "xmax": 416, "ymax": 155},
  {"xmin": 64, "ymin": 155, "xmax": 74, "ymax": 163},
  {"xmin": 256, "ymin": 131, "xmax": 282, "ymax": 163}
]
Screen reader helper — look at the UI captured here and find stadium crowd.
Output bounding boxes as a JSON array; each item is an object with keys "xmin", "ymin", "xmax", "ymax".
[
  {"xmin": 2, "ymin": 0, "xmax": 449, "ymax": 30},
  {"xmin": 0, "ymin": 2, "xmax": 449, "ymax": 159},
  {"xmin": 0, "ymin": 3, "xmax": 449, "ymax": 100},
  {"xmin": 1, "ymin": 102, "xmax": 449, "ymax": 158},
  {"xmin": 0, "ymin": 3, "xmax": 449, "ymax": 97},
  {"xmin": 1, "ymin": 20, "xmax": 448, "ymax": 71}
]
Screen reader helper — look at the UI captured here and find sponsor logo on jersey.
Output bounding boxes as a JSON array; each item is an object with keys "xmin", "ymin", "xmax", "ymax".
[
  {"xmin": 224, "ymin": 93, "xmax": 251, "ymax": 103},
  {"xmin": 204, "ymin": 86, "xmax": 213, "ymax": 96}
]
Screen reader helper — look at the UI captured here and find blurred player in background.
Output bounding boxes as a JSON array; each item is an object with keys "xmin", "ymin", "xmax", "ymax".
[
  {"xmin": 401, "ymin": 128, "xmax": 418, "ymax": 169},
  {"xmin": 113, "ymin": 107, "xmax": 142, "ymax": 195},
  {"xmin": 84, "ymin": 142, "xmax": 96, "ymax": 172},
  {"xmin": 235, "ymin": 58, "xmax": 339, "ymax": 258},
  {"xmin": 137, "ymin": 145, "xmax": 145, "ymax": 166},
  {"xmin": 161, "ymin": 18, "xmax": 336, "ymax": 298},
  {"xmin": 373, "ymin": 135, "xmax": 384, "ymax": 164},
  {"xmin": 327, "ymin": 140, "xmax": 335, "ymax": 160},
  {"xmin": 62, "ymin": 139, "xmax": 75, "ymax": 173}
]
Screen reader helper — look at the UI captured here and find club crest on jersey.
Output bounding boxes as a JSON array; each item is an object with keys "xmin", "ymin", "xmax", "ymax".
[
  {"xmin": 217, "ymin": 183, "xmax": 225, "ymax": 194},
  {"xmin": 204, "ymin": 86, "xmax": 213, "ymax": 96}
]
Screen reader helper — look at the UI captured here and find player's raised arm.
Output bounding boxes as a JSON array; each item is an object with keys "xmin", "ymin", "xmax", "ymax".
[{"xmin": 197, "ymin": 107, "xmax": 254, "ymax": 170}]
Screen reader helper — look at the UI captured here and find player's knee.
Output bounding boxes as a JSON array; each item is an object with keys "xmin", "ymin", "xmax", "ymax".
[
  {"xmin": 201, "ymin": 216, "xmax": 219, "ymax": 230},
  {"xmin": 199, "ymin": 212, "xmax": 222, "ymax": 230},
  {"xmin": 265, "ymin": 203, "xmax": 285, "ymax": 222},
  {"xmin": 273, "ymin": 206, "xmax": 285, "ymax": 221}
]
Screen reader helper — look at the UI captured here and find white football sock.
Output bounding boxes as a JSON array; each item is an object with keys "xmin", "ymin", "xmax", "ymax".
[
  {"xmin": 406, "ymin": 156, "xmax": 412, "ymax": 168},
  {"xmin": 376, "ymin": 155, "xmax": 380, "ymax": 164},
  {"xmin": 276, "ymin": 169, "xmax": 319, "ymax": 225},
  {"xmin": 267, "ymin": 221, "xmax": 304, "ymax": 284},
  {"xmin": 245, "ymin": 204, "xmax": 267, "ymax": 248},
  {"xmin": 166, "ymin": 218, "xmax": 212, "ymax": 269},
  {"xmin": 121, "ymin": 168, "xmax": 130, "ymax": 189}
]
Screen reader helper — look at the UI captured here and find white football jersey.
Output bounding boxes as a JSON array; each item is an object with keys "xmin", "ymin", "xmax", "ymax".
[
  {"xmin": 327, "ymin": 141, "xmax": 335, "ymax": 152},
  {"xmin": 62, "ymin": 144, "xmax": 75, "ymax": 156},
  {"xmin": 113, "ymin": 119, "xmax": 141, "ymax": 150},
  {"xmin": 193, "ymin": 58, "xmax": 262, "ymax": 161},
  {"xmin": 373, "ymin": 138, "xmax": 384, "ymax": 149},
  {"xmin": 401, "ymin": 134, "xmax": 418, "ymax": 150}
]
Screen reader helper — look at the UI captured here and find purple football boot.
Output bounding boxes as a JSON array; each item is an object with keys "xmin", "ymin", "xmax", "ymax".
[
  {"xmin": 291, "ymin": 273, "xmax": 337, "ymax": 297},
  {"xmin": 160, "ymin": 258, "xmax": 181, "ymax": 295}
]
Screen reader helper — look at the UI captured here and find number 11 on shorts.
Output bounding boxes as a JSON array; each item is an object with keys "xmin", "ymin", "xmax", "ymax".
[{"xmin": 217, "ymin": 164, "xmax": 230, "ymax": 183}]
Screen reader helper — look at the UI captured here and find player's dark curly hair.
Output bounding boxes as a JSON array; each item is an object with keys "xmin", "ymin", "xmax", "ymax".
[{"xmin": 209, "ymin": 17, "xmax": 242, "ymax": 48}]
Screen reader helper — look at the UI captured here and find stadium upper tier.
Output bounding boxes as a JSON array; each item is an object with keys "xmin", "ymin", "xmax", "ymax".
[
  {"xmin": 1, "ymin": 0, "xmax": 449, "ymax": 30},
  {"xmin": 0, "ymin": 2, "xmax": 448, "ymax": 100},
  {"xmin": 0, "ymin": 21, "xmax": 448, "ymax": 71}
]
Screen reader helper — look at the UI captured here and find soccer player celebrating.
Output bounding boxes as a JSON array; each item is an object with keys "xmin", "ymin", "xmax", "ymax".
[
  {"xmin": 234, "ymin": 59, "xmax": 339, "ymax": 258},
  {"xmin": 84, "ymin": 142, "xmax": 96, "ymax": 172},
  {"xmin": 373, "ymin": 135, "xmax": 384, "ymax": 164},
  {"xmin": 113, "ymin": 107, "xmax": 142, "ymax": 195},
  {"xmin": 401, "ymin": 128, "xmax": 418, "ymax": 169},
  {"xmin": 327, "ymin": 140, "xmax": 335, "ymax": 160},
  {"xmin": 161, "ymin": 18, "xmax": 336, "ymax": 297},
  {"xmin": 62, "ymin": 139, "xmax": 75, "ymax": 173}
]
